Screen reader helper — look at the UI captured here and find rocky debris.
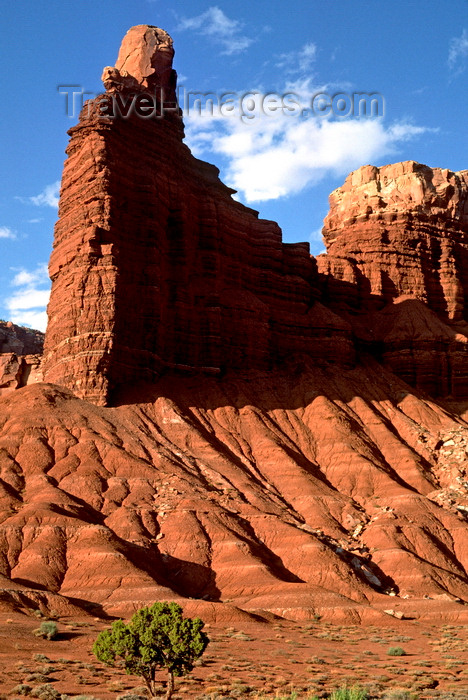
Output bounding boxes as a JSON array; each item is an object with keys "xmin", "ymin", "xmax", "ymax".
[
  {"xmin": 383, "ymin": 609, "xmax": 405, "ymax": 619},
  {"xmin": 426, "ymin": 427, "xmax": 468, "ymax": 515}
]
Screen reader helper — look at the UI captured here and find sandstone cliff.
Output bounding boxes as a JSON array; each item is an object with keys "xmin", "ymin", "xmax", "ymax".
[
  {"xmin": 0, "ymin": 321, "xmax": 43, "ymax": 396},
  {"xmin": 41, "ymin": 25, "xmax": 352, "ymax": 405},
  {"xmin": 41, "ymin": 27, "xmax": 468, "ymax": 405},
  {"xmin": 319, "ymin": 161, "xmax": 468, "ymax": 397}
]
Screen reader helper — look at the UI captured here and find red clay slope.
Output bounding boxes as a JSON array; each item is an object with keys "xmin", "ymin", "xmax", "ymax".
[{"xmin": 0, "ymin": 359, "xmax": 467, "ymax": 623}]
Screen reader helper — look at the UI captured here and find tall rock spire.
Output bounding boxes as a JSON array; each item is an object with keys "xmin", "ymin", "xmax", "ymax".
[{"xmin": 42, "ymin": 26, "xmax": 337, "ymax": 405}]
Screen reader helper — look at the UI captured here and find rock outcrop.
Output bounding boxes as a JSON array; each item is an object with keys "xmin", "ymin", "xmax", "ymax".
[
  {"xmin": 42, "ymin": 29, "xmax": 468, "ymax": 404},
  {"xmin": 102, "ymin": 24, "xmax": 176, "ymax": 97},
  {"xmin": 319, "ymin": 161, "xmax": 468, "ymax": 397},
  {"xmin": 0, "ymin": 321, "xmax": 43, "ymax": 356},
  {"xmin": 41, "ymin": 26, "xmax": 354, "ymax": 405},
  {"xmin": 1, "ymin": 26, "xmax": 468, "ymax": 625},
  {"xmin": 0, "ymin": 322, "xmax": 43, "ymax": 396}
]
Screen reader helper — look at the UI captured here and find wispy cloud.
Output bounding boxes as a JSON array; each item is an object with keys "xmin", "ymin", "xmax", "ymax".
[
  {"xmin": 182, "ymin": 29, "xmax": 434, "ymax": 204},
  {"xmin": 29, "ymin": 181, "xmax": 60, "ymax": 207},
  {"xmin": 16, "ymin": 181, "xmax": 60, "ymax": 208},
  {"xmin": 5, "ymin": 263, "xmax": 50, "ymax": 332},
  {"xmin": 0, "ymin": 226, "xmax": 17, "ymax": 240},
  {"xmin": 178, "ymin": 7, "xmax": 253, "ymax": 55},
  {"xmin": 189, "ymin": 115, "xmax": 431, "ymax": 202},
  {"xmin": 276, "ymin": 43, "xmax": 317, "ymax": 74},
  {"xmin": 449, "ymin": 28, "xmax": 468, "ymax": 76}
]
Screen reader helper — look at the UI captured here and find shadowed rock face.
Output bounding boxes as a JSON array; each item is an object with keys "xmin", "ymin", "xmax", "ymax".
[
  {"xmin": 41, "ymin": 25, "xmax": 354, "ymax": 405},
  {"xmin": 40, "ymin": 26, "xmax": 468, "ymax": 404}
]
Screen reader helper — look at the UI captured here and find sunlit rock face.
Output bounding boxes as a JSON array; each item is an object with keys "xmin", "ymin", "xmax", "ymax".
[
  {"xmin": 0, "ymin": 321, "xmax": 43, "ymax": 395},
  {"xmin": 2, "ymin": 27, "xmax": 468, "ymax": 627},
  {"xmin": 319, "ymin": 161, "xmax": 468, "ymax": 397}
]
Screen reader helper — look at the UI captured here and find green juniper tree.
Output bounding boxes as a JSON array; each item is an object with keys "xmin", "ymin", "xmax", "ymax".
[{"xmin": 93, "ymin": 601, "xmax": 209, "ymax": 700}]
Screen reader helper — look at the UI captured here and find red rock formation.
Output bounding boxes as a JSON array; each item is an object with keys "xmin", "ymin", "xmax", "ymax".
[
  {"xmin": 319, "ymin": 161, "xmax": 468, "ymax": 397},
  {"xmin": 0, "ymin": 321, "xmax": 43, "ymax": 395},
  {"xmin": 41, "ymin": 26, "xmax": 352, "ymax": 405},
  {"xmin": 42, "ymin": 27, "xmax": 468, "ymax": 404},
  {"xmin": 3, "ymin": 26, "xmax": 468, "ymax": 626},
  {"xmin": 322, "ymin": 161, "xmax": 468, "ymax": 315},
  {"xmin": 0, "ymin": 320, "xmax": 43, "ymax": 355},
  {"xmin": 0, "ymin": 362, "xmax": 467, "ymax": 622}
]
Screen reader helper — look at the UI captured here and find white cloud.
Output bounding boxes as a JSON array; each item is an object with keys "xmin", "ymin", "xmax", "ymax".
[
  {"xmin": 8, "ymin": 310, "xmax": 48, "ymax": 331},
  {"xmin": 449, "ymin": 29, "xmax": 468, "ymax": 75},
  {"xmin": 11, "ymin": 263, "xmax": 49, "ymax": 288},
  {"xmin": 178, "ymin": 7, "xmax": 253, "ymax": 55},
  {"xmin": 184, "ymin": 103, "xmax": 432, "ymax": 203},
  {"xmin": 276, "ymin": 43, "xmax": 317, "ymax": 74},
  {"xmin": 310, "ymin": 227, "xmax": 324, "ymax": 243},
  {"xmin": 0, "ymin": 226, "xmax": 16, "ymax": 240},
  {"xmin": 7, "ymin": 288, "xmax": 50, "ymax": 310},
  {"xmin": 5, "ymin": 263, "xmax": 50, "ymax": 332},
  {"xmin": 28, "ymin": 181, "xmax": 60, "ymax": 208},
  {"xmin": 181, "ymin": 22, "xmax": 434, "ymax": 205}
]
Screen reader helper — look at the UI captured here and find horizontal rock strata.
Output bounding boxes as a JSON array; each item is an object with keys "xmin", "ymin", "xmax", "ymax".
[
  {"xmin": 320, "ymin": 161, "xmax": 468, "ymax": 397},
  {"xmin": 41, "ymin": 26, "xmax": 355, "ymax": 405},
  {"xmin": 41, "ymin": 26, "xmax": 468, "ymax": 404},
  {"xmin": 0, "ymin": 322, "xmax": 43, "ymax": 395}
]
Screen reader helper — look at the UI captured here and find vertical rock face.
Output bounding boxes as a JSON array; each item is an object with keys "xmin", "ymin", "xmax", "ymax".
[
  {"xmin": 42, "ymin": 26, "xmax": 353, "ymax": 405},
  {"xmin": 0, "ymin": 321, "xmax": 43, "ymax": 395},
  {"xmin": 322, "ymin": 161, "xmax": 468, "ymax": 316},
  {"xmin": 42, "ymin": 26, "xmax": 468, "ymax": 403},
  {"xmin": 320, "ymin": 161, "xmax": 468, "ymax": 396}
]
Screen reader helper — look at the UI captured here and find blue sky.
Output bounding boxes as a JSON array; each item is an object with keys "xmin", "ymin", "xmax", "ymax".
[{"xmin": 1, "ymin": 0, "xmax": 467, "ymax": 331}]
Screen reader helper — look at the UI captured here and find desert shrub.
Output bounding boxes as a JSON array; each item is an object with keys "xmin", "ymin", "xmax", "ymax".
[
  {"xmin": 25, "ymin": 674, "xmax": 50, "ymax": 684},
  {"xmin": 33, "ymin": 622, "xmax": 58, "ymax": 640},
  {"xmin": 12, "ymin": 685, "xmax": 32, "ymax": 696},
  {"xmin": 30, "ymin": 684, "xmax": 60, "ymax": 700},
  {"xmin": 387, "ymin": 646, "xmax": 407, "ymax": 656},
  {"xmin": 329, "ymin": 688, "xmax": 368, "ymax": 700},
  {"xmin": 93, "ymin": 601, "xmax": 208, "ymax": 700}
]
